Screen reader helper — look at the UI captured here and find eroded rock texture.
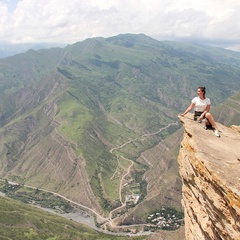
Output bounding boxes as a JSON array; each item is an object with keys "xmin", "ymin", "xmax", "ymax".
[{"xmin": 178, "ymin": 114, "xmax": 240, "ymax": 240}]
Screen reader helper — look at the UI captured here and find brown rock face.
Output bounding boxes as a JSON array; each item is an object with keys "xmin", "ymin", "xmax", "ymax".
[{"xmin": 178, "ymin": 113, "xmax": 240, "ymax": 240}]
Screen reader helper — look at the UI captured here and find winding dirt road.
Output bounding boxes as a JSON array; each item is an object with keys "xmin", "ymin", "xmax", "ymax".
[{"xmin": 2, "ymin": 120, "xmax": 178, "ymax": 232}]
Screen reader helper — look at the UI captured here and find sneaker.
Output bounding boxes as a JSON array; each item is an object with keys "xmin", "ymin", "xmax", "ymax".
[{"xmin": 214, "ymin": 129, "xmax": 220, "ymax": 137}]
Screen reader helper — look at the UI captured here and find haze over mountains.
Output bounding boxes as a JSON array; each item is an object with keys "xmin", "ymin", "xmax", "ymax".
[
  {"xmin": 0, "ymin": 34, "xmax": 240, "ymax": 234},
  {"xmin": 0, "ymin": 43, "xmax": 66, "ymax": 59}
]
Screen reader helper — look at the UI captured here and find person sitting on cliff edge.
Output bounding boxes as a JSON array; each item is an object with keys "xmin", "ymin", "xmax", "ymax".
[{"xmin": 180, "ymin": 86, "xmax": 220, "ymax": 137}]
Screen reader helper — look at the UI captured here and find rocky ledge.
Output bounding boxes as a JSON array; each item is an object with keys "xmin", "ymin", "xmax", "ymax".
[{"xmin": 178, "ymin": 113, "xmax": 240, "ymax": 240}]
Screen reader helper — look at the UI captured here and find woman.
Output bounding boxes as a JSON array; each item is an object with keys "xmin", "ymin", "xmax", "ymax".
[{"xmin": 180, "ymin": 86, "xmax": 220, "ymax": 137}]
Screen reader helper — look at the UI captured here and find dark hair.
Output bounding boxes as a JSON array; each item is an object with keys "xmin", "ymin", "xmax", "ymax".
[{"xmin": 198, "ymin": 86, "xmax": 206, "ymax": 97}]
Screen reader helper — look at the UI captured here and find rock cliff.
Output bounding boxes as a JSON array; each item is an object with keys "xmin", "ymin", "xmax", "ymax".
[{"xmin": 178, "ymin": 113, "xmax": 240, "ymax": 240}]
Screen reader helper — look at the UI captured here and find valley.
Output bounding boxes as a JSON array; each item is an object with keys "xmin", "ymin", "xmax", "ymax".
[
  {"xmin": 1, "ymin": 33, "xmax": 240, "ymax": 239},
  {"xmin": 0, "ymin": 120, "xmax": 180, "ymax": 234}
]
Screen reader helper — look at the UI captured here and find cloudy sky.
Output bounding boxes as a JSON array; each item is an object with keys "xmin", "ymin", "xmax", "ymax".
[{"xmin": 1, "ymin": 0, "xmax": 240, "ymax": 51}]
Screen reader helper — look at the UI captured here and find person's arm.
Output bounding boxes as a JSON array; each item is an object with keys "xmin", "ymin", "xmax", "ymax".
[
  {"xmin": 199, "ymin": 104, "xmax": 210, "ymax": 120},
  {"xmin": 180, "ymin": 102, "xmax": 195, "ymax": 116}
]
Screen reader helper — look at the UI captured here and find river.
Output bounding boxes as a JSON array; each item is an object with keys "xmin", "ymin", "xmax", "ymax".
[
  {"xmin": 36, "ymin": 206, "xmax": 151, "ymax": 236},
  {"xmin": 0, "ymin": 193, "xmax": 151, "ymax": 237}
]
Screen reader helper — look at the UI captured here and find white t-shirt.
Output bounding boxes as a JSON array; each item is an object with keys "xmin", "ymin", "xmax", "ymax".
[{"xmin": 191, "ymin": 96, "xmax": 211, "ymax": 112}]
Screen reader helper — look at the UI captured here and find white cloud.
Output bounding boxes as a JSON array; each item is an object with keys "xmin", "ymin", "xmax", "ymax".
[{"xmin": 0, "ymin": 0, "xmax": 240, "ymax": 49}]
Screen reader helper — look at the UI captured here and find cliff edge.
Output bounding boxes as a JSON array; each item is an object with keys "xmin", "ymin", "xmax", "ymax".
[{"xmin": 178, "ymin": 113, "xmax": 240, "ymax": 240}]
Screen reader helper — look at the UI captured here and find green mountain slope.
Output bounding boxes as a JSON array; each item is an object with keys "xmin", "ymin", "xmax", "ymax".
[
  {"xmin": 212, "ymin": 91, "xmax": 240, "ymax": 126},
  {"xmin": 0, "ymin": 196, "xmax": 145, "ymax": 240},
  {"xmin": 0, "ymin": 33, "xmax": 240, "ymax": 228}
]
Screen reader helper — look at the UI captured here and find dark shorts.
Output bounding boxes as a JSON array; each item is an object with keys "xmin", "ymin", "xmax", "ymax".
[
  {"xmin": 194, "ymin": 111, "xmax": 204, "ymax": 121},
  {"xmin": 194, "ymin": 111, "xmax": 212, "ymax": 128}
]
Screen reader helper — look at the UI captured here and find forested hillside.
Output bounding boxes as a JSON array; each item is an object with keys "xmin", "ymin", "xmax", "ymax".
[{"xmin": 0, "ymin": 34, "xmax": 240, "ymax": 230}]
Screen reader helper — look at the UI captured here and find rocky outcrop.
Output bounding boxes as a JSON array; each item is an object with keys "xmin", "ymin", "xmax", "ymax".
[{"xmin": 178, "ymin": 113, "xmax": 240, "ymax": 240}]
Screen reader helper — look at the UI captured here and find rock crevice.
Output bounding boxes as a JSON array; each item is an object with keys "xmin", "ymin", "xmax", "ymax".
[{"xmin": 178, "ymin": 113, "xmax": 240, "ymax": 240}]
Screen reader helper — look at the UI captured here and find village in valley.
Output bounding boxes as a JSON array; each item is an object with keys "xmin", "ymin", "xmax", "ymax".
[{"xmin": 146, "ymin": 206, "xmax": 184, "ymax": 231}]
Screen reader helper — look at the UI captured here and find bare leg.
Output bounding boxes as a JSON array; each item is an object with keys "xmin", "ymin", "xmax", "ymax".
[{"xmin": 205, "ymin": 112, "xmax": 218, "ymax": 130}]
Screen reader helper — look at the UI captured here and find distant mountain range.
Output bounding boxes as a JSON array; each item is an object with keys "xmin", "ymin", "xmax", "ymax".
[
  {"xmin": 0, "ymin": 33, "xmax": 240, "ymax": 231},
  {"xmin": 0, "ymin": 43, "xmax": 66, "ymax": 58}
]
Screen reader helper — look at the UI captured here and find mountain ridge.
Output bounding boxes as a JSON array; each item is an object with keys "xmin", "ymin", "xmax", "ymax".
[{"xmin": 0, "ymin": 34, "xmax": 240, "ymax": 230}]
